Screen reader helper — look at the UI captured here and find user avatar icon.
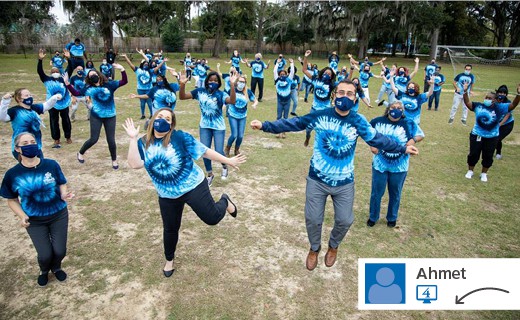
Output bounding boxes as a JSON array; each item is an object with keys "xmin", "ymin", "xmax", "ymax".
[{"xmin": 365, "ymin": 263, "xmax": 406, "ymax": 304}]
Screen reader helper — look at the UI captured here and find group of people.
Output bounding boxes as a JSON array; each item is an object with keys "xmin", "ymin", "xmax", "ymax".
[{"xmin": 1, "ymin": 42, "xmax": 519, "ymax": 287}]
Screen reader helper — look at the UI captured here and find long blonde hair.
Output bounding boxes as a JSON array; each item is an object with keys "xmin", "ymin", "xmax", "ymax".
[{"xmin": 144, "ymin": 108, "xmax": 177, "ymax": 149}]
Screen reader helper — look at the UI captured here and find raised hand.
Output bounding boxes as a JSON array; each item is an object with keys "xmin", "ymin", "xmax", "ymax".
[
  {"xmin": 179, "ymin": 73, "xmax": 188, "ymax": 84},
  {"xmin": 250, "ymin": 120, "xmax": 263, "ymax": 130},
  {"xmin": 120, "ymin": 53, "xmax": 127, "ymax": 58},
  {"xmin": 63, "ymin": 49, "xmax": 70, "ymax": 59},
  {"xmin": 3, "ymin": 93, "xmax": 12, "ymax": 99},
  {"xmin": 112, "ymin": 63, "xmax": 124, "ymax": 70},
  {"xmin": 122, "ymin": 118, "xmax": 140, "ymax": 139},
  {"xmin": 229, "ymin": 73, "xmax": 238, "ymax": 85},
  {"xmin": 428, "ymin": 75, "xmax": 435, "ymax": 84},
  {"xmin": 38, "ymin": 48, "xmax": 46, "ymax": 60},
  {"xmin": 414, "ymin": 57, "xmax": 420, "ymax": 63},
  {"xmin": 305, "ymin": 50, "xmax": 312, "ymax": 57},
  {"xmin": 289, "ymin": 58, "xmax": 294, "ymax": 64},
  {"xmin": 462, "ymin": 82, "xmax": 469, "ymax": 92},
  {"xmin": 62, "ymin": 73, "xmax": 70, "ymax": 85}
]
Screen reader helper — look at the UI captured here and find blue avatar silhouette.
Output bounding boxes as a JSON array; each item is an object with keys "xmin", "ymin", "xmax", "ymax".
[{"xmin": 368, "ymin": 267, "xmax": 403, "ymax": 303}]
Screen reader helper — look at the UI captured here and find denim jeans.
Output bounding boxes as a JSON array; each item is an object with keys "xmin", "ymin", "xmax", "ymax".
[
  {"xmin": 428, "ymin": 90, "xmax": 441, "ymax": 110},
  {"xmin": 290, "ymin": 88, "xmax": 298, "ymax": 113},
  {"xmin": 369, "ymin": 168, "xmax": 408, "ymax": 223},
  {"xmin": 227, "ymin": 116, "xmax": 247, "ymax": 149},
  {"xmin": 301, "ymin": 81, "xmax": 312, "ymax": 101},
  {"xmin": 199, "ymin": 127, "xmax": 226, "ymax": 173},
  {"xmin": 277, "ymin": 99, "xmax": 290, "ymax": 120},
  {"xmin": 137, "ymin": 88, "xmax": 153, "ymax": 117}
]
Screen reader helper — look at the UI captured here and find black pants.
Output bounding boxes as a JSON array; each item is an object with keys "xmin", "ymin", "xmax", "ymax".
[
  {"xmin": 67, "ymin": 57, "xmax": 85, "ymax": 77},
  {"xmin": 496, "ymin": 121, "xmax": 514, "ymax": 155},
  {"xmin": 251, "ymin": 77, "xmax": 264, "ymax": 100},
  {"xmin": 79, "ymin": 114, "xmax": 117, "ymax": 160},
  {"xmin": 26, "ymin": 208, "xmax": 68, "ymax": 273},
  {"xmin": 158, "ymin": 180, "xmax": 228, "ymax": 261},
  {"xmin": 424, "ymin": 80, "xmax": 430, "ymax": 93},
  {"xmin": 48, "ymin": 108, "xmax": 72, "ymax": 141},
  {"xmin": 468, "ymin": 133, "xmax": 498, "ymax": 168}
]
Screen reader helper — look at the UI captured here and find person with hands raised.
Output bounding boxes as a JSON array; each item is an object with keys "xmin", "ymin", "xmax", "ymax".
[
  {"xmin": 1, "ymin": 132, "xmax": 73, "ymax": 287},
  {"xmin": 273, "ymin": 57, "xmax": 295, "ymax": 136},
  {"xmin": 250, "ymin": 79, "xmax": 418, "ymax": 271},
  {"xmin": 245, "ymin": 53, "xmax": 270, "ymax": 102},
  {"xmin": 179, "ymin": 71, "xmax": 237, "ymax": 184},
  {"xmin": 123, "ymin": 109, "xmax": 246, "ymax": 277},
  {"xmin": 462, "ymin": 83, "xmax": 520, "ymax": 182}
]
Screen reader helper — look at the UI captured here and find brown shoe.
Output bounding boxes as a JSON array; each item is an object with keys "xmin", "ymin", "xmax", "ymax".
[
  {"xmin": 66, "ymin": 138, "xmax": 72, "ymax": 144},
  {"xmin": 324, "ymin": 246, "xmax": 338, "ymax": 267},
  {"xmin": 306, "ymin": 249, "xmax": 319, "ymax": 271},
  {"xmin": 224, "ymin": 145, "xmax": 231, "ymax": 157}
]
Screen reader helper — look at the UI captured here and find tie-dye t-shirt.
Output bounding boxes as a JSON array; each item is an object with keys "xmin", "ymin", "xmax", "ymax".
[
  {"xmin": 454, "ymin": 72, "xmax": 475, "ymax": 95},
  {"xmin": 275, "ymin": 77, "xmax": 293, "ymax": 103},
  {"xmin": 227, "ymin": 89, "xmax": 255, "ymax": 119},
  {"xmin": 261, "ymin": 108, "xmax": 406, "ymax": 186},
  {"xmin": 311, "ymin": 78, "xmax": 334, "ymax": 111},
  {"xmin": 250, "ymin": 60, "xmax": 267, "ymax": 78},
  {"xmin": 393, "ymin": 75, "xmax": 411, "ymax": 93},
  {"xmin": 0, "ymin": 159, "xmax": 67, "ymax": 217},
  {"xmin": 70, "ymin": 75, "xmax": 86, "ymax": 97},
  {"xmin": 7, "ymin": 105, "xmax": 45, "ymax": 153},
  {"xmin": 38, "ymin": 60, "xmax": 71, "ymax": 110},
  {"xmin": 370, "ymin": 116, "xmax": 417, "ymax": 173},
  {"xmin": 359, "ymin": 71, "xmax": 373, "ymax": 88},
  {"xmin": 190, "ymin": 88, "xmax": 229, "ymax": 130},
  {"xmin": 396, "ymin": 91, "xmax": 428, "ymax": 125},
  {"xmin": 137, "ymin": 131, "xmax": 208, "ymax": 199},
  {"xmin": 135, "ymin": 68, "xmax": 153, "ymax": 91},
  {"xmin": 471, "ymin": 102, "xmax": 510, "ymax": 138},
  {"xmin": 147, "ymin": 83, "xmax": 180, "ymax": 113},
  {"xmin": 81, "ymin": 81, "xmax": 121, "ymax": 118}
]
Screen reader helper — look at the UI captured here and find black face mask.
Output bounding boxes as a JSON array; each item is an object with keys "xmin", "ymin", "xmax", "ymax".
[{"xmin": 90, "ymin": 75, "xmax": 100, "ymax": 83}]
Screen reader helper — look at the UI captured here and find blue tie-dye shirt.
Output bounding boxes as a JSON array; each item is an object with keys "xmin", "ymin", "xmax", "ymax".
[
  {"xmin": 194, "ymin": 64, "xmax": 210, "ymax": 80},
  {"xmin": 359, "ymin": 71, "xmax": 374, "ymax": 88},
  {"xmin": 261, "ymin": 108, "xmax": 407, "ymax": 186},
  {"xmin": 471, "ymin": 102, "xmax": 510, "ymax": 138},
  {"xmin": 231, "ymin": 55, "xmax": 241, "ymax": 68},
  {"xmin": 433, "ymin": 73, "xmax": 445, "ymax": 92},
  {"xmin": 277, "ymin": 58, "xmax": 287, "ymax": 72},
  {"xmin": 424, "ymin": 63, "xmax": 438, "ymax": 80},
  {"xmin": 51, "ymin": 55, "xmax": 65, "ymax": 69},
  {"xmin": 290, "ymin": 75, "xmax": 301, "ymax": 90},
  {"xmin": 454, "ymin": 72, "xmax": 475, "ymax": 95},
  {"xmin": 7, "ymin": 105, "xmax": 44, "ymax": 153},
  {"xmin": 190, "ymin": 88, "xmax": 229, "ymax": 130},
  {"xmin": 137, "ymin": 131, "xmax": 208, "ymax": 199},
  {"xmin": 100, "ymin": 63, "xmax": 113, "ymax": 78},
  {"xmin": 227, "ymin": 89, "xmax": 255, "ymax": 119},
  {"xmin": 1, "ymin": 159, "xmax": 67, "ymax": 217},
  {"xmin": 370, "ymin": 116, "xmax": 417, "ymax": 173},
  {"xmin": 275, "ymin": 77, "xmax": 293, "ymax": 103},
  {"xmin": 396, "ymin": 91, "xmax": 428, "ymax": 125},
  {"xmin": 135, "ymin": 67, "xmax": 153, "ymax": 91},
  {"xmin": 80, "ymin": 81, "xmax": 121, "ymax": 118},
  {"xmin": 394, "ymin": 75, "xmax": 411, "ymax": 93},
  {"xmin": 328, "ymin": 55, "xmax": 339, "ymax": 73},
  {"xmin": 311, "ymin": 78, "xmax": 334, "ymax": 111},
  {"xmin": 70, "ymin": 75, "xmax": 86, "ymax": 97},
  {"xmin": 65, "ymin": 42, "xmax": 85, "ymax": 57},
  {"xmin": 147, "ymin": 83, "xmax": 180, "ymax": 113},
  {"xmin": 250, "ymin": 60, "xmax": 267, "ymax": 78},
  {"xmin": 37, "ymin": 60, "xmax": 71, "ymax": 110}
]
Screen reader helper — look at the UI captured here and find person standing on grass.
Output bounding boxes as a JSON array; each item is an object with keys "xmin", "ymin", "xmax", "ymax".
[
  {"xmin": 1, "ymin": 90, "xmax": 62, "ymax": 160},
  {"xmin": 495, "ymin": 85, "xmax": 514, "ymax": 160},
  {"xmin": 448, "ymin": 64, "xmax": 475, "ymax": 126},
  {"xmin": 64, "ymin": 62, "xmax": 128, "ymax": 170},
  {"xmin": 105, "ymin": 48, "xmax": 117, "ymax": 79},
  {"xmin": 179, "ymin": 71, "xmax": 237, "ymax": 185},
  {"xmin": 378, "ymin": 59, "xmax": 420, "ymax": 107},
  {"xmin": 123, "ymin": 110, "xmax": 246, "ymax": 277},
  {"xmin": 183, "ymin": 52, "xmax": 194, "ymax": 82},
  {"xmin": 250, "ymin": 79, "xmax": 419, "ymax": 271},
  {"xmin": 328, "ymin": 51, "xmax": 340, "ymax": 74},
  {"xmin": 100, "ymin": 58, "xmax": 113, "ymax": 80},
  {"xmin": 273, "ymin": 58, "xmax": 295, "ymax": 138},
  {"xmin": 193, "ymin": 59, "xmax": 212, "ymax": 88},
  {"xmin": 130, "ymin": 72, "xmax": 180, "ymax": 115},
  {"xmin": 225, "ymin": 74, "xmax": 258, "ymax": 157},
  {"xmin": 50, "ymin": 51, "xmax": 66, "ymax": 75},
  {"xmin": 375, "ymin": 64, "xmax": 396, "ymax": 106},
  {"xmin": 38, "ymin": 49, "xmax": 72, "ymax": 148},
  {"xmin": 353, "ymin": 63, "xmax": 383, "ymax": 105},
  {"xmin": 64, "ymin": 38, "xmax": 87, "ymax": 77},
  {"xmin": 302, "ymin": 50, "xmax": 336, "ymax": 146},
  {"xmin": 245, "ymin": 53, "xmax": 270, "ymax": 102},
  {"xmin": 120, "ymin": 53, "xmax": 153, "ymax": 119},
  {"xmin": 226, "ymin": 50, "xmax": 246, "ymax": 74},
  {"xmin": 1, "ymin": 132, "xmax": 74, "ymax": 287},
  {"xmin": 297, "ymin": 57, "xmax": 316, "ymax": 103},
  {"xmin": 367, "ymin": 101, "xmax": 420, "ymax": 228},
  {"xmin": 462, "ymin": 83, "xmax": 520, "ymax": 182},
  {"xmin": 427, "ymin": 66, "xmax": 445, "ymax": 111},
  {"xmin": 423, "ymin": 59, "xmax": 439, "ymax": 93},
  {"xmin": 290, "ymin": 67, "xmax": 301, "ymax": 116},
  {"xmin": 69, "ymin": 66, "xmax": 91, "ymax": 122},
  {"xmin": 348, "ymin": 54, "xmax": 386, "ymax": 72}
]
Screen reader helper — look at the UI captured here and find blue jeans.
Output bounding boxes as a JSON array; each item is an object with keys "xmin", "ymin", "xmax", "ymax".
[
  {"xmin": 377, "ymin": 85, "xmax": 395, "ymax": 102},
  {"xmin": 301, "ymin": 81, "xmax": 312, "ymax": 101},
  {"xmin": 227, "ymin": 116, "xmax": 246, "ymax": 149},
  {"xmin": 369, "ymin": 168, "xmax": 408, "ymax": 223},
  {"xmin": 428, "ymin": 90, "xmax": 441, "ymax": 110},
  {"xmin": 290, "ymin": 89, "xmax": 298, "ymax": 113},
  {"xmin": 277, "ymin": 99, "xmax": 290, "ymax": 120},
  {"xmin": 137, "ymin": 89, "xmax": 153, "ymax": 117},
  {"xmin": 199, "ymin": 127, "xmax": 226, "ymax": 173}
]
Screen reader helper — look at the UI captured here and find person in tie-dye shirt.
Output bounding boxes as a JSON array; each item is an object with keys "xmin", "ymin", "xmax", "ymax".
[
  {"xmin": 123, "ymin": 109, "xmax": 246, "ymax": 277},
  {"xmin": 367, "ymin": 101, "xmax": 420, "ymax": 228},
  {"xmin": 251, "ymin": 79, "xmax": 418, "ymax": 271}
]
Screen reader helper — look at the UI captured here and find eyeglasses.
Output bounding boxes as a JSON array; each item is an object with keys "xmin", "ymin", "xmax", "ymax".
[{"xmin": 336, "ymin": 90, "xmax": 356, "ymax": 98}]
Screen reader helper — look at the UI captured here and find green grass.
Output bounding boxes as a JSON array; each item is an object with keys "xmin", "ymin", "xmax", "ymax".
[{"xmin": 0, "ymin": 53, "xmax": 519, "ymax": 319}]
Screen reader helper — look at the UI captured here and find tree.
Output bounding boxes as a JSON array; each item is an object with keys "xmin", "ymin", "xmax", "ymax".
[{"xmin": 162, "ymin": 18, "xmax": 185, "ymax": 52}]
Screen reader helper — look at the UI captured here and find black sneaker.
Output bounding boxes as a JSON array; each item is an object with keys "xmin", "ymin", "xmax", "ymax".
[
  {"xmin": 367, "ymin": 219, "xmax": 376, "ymax": 227},
  {"xmin": 290, "ymin": 112, "xmax": 298, "ymax": 116},
  {"xmin": 378, "ymin": 100, "xmax": 385, "ymax": 107},
  {"xmin": 140, "ymin": 115, "xmax": 146, "ymax": 120},
  {"xmin": 38, "ymin": 273, "xmax": 49, "ymax": 287},
  {"xmin": 53, "ymin": 270, "xmax": 67, "ymax": 282},
  {"xmin": 387, "ymin": 221, "xmax": 397, "ymax": 228}
]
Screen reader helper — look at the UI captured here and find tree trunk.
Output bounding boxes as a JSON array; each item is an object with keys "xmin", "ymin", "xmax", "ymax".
[
  {"xmin": 212, "ymin": 16, "xmax": 223, "ymax": 58},
  {"xmin": 429, "ymin": 28, "xmax": 440, "ymax": 60},
  {"xmin": 391, "ymin": 32, "xmax": 398, "ymax": 57},
  {"xmin": 101, "ymin": 16, "xmax": 113, "ymax": 53},
  {"xmin": 357, "ymin": 30, "xmax": 368, "ymax": 59},
  {"xmin": 256, "ymin": 0, "xmax": 266, "ymax": 53}
]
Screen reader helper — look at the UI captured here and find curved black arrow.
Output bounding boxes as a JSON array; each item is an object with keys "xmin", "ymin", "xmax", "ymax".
[{"xmin": 455, "ymin": 287, "xmax": 509, "ymax": 304}]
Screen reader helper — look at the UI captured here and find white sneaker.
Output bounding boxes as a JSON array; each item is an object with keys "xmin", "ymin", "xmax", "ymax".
[
  {"xmin": 480, "ymin": 173, "xmax": 488, "ymax": 182},
  {"xmin": 207, "ymin": 175, "xmax": 214, "ymax": 187},
  {"xmin": 465, "ymin": 170, "xmax": 474, "ymax": 179},
  {"xmin": 496, "ymin": 154, "xmax": 502, "ymax": 160},
  {"xmin": 374, "ymin": 99, "xmax": 380, "ymax": 104},
  {"xmin": 221, "ymin": 167, "xmax": 228, "ymax": 180}
]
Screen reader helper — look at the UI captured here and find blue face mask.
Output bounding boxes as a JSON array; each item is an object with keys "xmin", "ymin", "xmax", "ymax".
[
  {"xmin": 279, "ymin": 75, "xmax": 287, "ymax": 82},
  {"xmin": 389, "ymin": 109, "xmax": 403, "ymax": 119},
  {"xmin": 77, "ymin": 70, "xmax": 85, "ymax": 77},
  {"xmin": 497, "ymin": 95, "xmax": 506, "ymax": 102},
  {"xmin": 322, "ymin": 73, "xmax": 331, "ymax": 82},
  {"xmin": 157, "ymin": 81, "xmax": 164, "ymax": 87},
  {"xmin": 143, "ymin": 66, "xmax": 149, "ymax": 71},
  {"xmin": 256, "ymin": 58, "xmax": 260, "ymax": 61},
  {"xmin": 22, "ymin": 97, "xmax": 33, "ymax": 106},
  {"xmin": 408, "ymin": 88, "xmax": 416, "ymax": 95},
  {"xmin": 335, "ymin": 96, "xmax": 355, "ymax": 112},
  {"xmin": 18, "ymin": 144, "xmax": 40, "ymax": 158},
  {"xmin": 398, "ymin": 70, "xmax": 405, "ymax": 76},
  {"xmin": 483, "ymin": 99, "xmax": 493, "ymax": 107},
  {"xmin": 153, "ymin": 118, "xmax": 171, "ymax": 133},
  {"xmin": 207, "ymin": 82, "xmax": 219, "ymax": 92}
]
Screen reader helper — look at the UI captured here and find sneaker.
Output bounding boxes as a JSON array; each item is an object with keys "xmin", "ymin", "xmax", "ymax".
[
  {"xmin": 221, "ymin": 167, "xmax": 228, "ymax": 180},
  {"xmin": 258, "ymin": 99, "xmax": 262, "ymax": 102},
  {"xmin": 37, "ymin": 273, "xmax": 49, "ymax": 287},
  {"xmin": 480, "ymin": 173, "xmax": 488, "ymax": 182},
  {"xmin": 374, "ymin": 99, "xmax": 380, "ymax": 104},
  {"xmin": 461, "ymin": 119, "xmax": 467, "ymax": 126},
  {"xmin": 304, "ymin": 99, "xmax": 308, "ymax": 103},
  {"xmin": 378, "ymin": 100, "xmax": 385, "ymax": 107},
  {"xmin": 140, "ymin": 115, "xmax": 146, "ymax": 120},
  {"xmin": 53, "ymin": 270, "xmax": 67, "ymax": 282},
  {"xmin": 207, "ymin": 174, "xmax": 214, "ymax": 187},
  {"xmin": 52, "ymin": 144, "xmax": 61, "ymax": 149},
  {"xmin": 448, "ymin": 118, "xmax": 454, "ymax": 124},
  {"xmin": 366, "ymin": 219, "xmax": 376, "ymax": 227},
  {"xmin": 496, "ymin": 154, "xmax": 502, "ymax": 160},
  {"xmin": 290, "ymin": 112, "xmax": 298, "ymax": 116},
  {"xmin": 387, "ymin": 221, "xmax": 397, "ymax": 228},
  {"xmin": 465, "ymin": 170, "xmax": 474, "ymax": 179}
]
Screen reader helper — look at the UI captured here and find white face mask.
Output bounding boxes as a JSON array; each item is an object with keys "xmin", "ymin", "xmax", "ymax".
[
  {"xmin": 102, "ymin": 61, "xmax": 107, "ymax": 65},
  {"xmin": 237, "ymin": 82, "xmax": 246, "ymax": 91},
  {"xmin": 51, "ymin": 73, "xmax": 60, "ymax": 79}
]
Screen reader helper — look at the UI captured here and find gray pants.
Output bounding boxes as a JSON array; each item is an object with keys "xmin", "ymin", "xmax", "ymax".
[{"xmin": 304, "ymin": 177, "xmax": 355, "ymax": 252}]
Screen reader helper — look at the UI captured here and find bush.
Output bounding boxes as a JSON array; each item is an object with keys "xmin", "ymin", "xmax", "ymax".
[{"xmin": 161, "ymin": 18, "xmax": 185, "ymax": 52}]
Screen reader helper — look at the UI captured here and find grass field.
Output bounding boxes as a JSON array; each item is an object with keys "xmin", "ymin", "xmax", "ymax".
[{"xmin": 0, "ymin": 52, "xmax": 519, "ymax": 319}]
